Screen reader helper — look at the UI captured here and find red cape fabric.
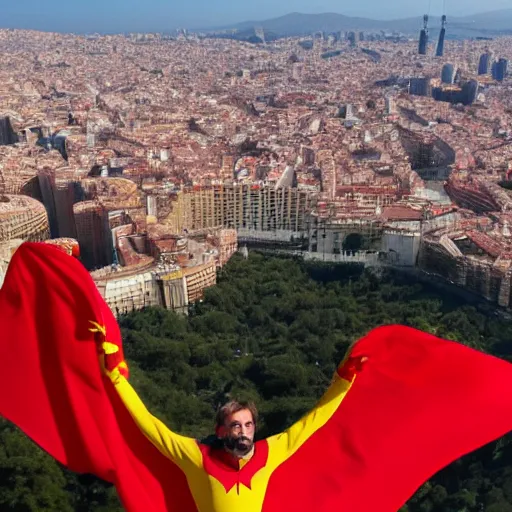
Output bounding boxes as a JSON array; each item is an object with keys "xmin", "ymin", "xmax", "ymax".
[
  {"xmin": 0, "ymin": 242, "xmax": 197, "ymax": 512},
  {"xmin": 263, "ymin": 325, "xmax": 512, "ymax": 511},
  {"xmin": 1, "ymin": 242, "xmax": 512, "ymax": 512}
]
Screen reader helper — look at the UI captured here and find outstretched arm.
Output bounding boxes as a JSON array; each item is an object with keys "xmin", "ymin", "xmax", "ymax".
[
  {"xmin": 91, "ymin": 322, "xmax": 201, "ymax": 469},
  {"xmin": 266, "ymin": 352, "xmax": 367, "ymax": 466}
]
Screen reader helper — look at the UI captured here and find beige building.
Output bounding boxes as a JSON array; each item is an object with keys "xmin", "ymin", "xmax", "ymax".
[{"xmin": 159, "ymin": 183, "xmax": 313, "ymax": 234}]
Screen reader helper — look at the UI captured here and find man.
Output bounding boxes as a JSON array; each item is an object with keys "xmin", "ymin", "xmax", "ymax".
[{"xmin": 97, "ymin": 324, "xmax": 364, "ymax": 510}]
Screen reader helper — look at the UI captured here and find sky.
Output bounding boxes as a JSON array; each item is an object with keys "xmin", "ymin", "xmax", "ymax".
[{"xmin": 2, "ymin": 0, "xmax": 512, "ymax": 34}]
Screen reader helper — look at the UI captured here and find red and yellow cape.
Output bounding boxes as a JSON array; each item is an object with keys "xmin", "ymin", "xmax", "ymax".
[{"xmin": 1, "ymin": 242, "xmax": 512, "ymax": 511}]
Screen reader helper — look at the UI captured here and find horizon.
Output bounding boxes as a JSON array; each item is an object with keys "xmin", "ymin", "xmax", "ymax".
[{"xmin": 1, "ymin": 2, "xmax": 512, "ymax": 35}]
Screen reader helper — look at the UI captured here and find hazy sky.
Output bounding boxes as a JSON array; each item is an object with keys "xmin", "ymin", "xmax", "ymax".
[{"xmin": 2, "ymin": 0, "xmax": 511, "ymax": 33}]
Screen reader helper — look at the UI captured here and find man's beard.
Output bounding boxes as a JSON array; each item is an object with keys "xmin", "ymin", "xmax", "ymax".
[{"xmin": 223, "ymin": 435, "xmax": 254, "ymax": 457}]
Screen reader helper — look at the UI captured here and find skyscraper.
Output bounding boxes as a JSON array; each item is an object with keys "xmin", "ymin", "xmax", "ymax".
[
  {"xmin": 441, "ymin": 63, "xmax": 455, "ymax": 84},
  {"xmin": 478, "ymin": 53, "xmax": 490, "ymax": 75},
  {"xmin": 409, "ymin": 77, "xmax": 431, "ymax": 97},
  {"xmin": 493, "ymin": 58, "xmax": 508, "ymax": 81},
  {"xmin": 501, "ymin": 58, "xmax": 509, "ymax": 78},
  {"xmin": 491, "ymin": 60, "xmax": 498, "ymax": 79},
  {"xmin": 418, "ymin": 15, "xmax": 429, "ymax": 55},
  {"xmin": 436, "ymin": 15, "xmax": 447, "ymax": 57},
  {"xmin": 461, "ymin": 80, "xmax": 479, "ymax": 106}
]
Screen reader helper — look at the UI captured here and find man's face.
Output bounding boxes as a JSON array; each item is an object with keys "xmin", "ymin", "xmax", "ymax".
[{"xmin": 219, "ymin": 409, "xmax": 255, "ymax": 457}]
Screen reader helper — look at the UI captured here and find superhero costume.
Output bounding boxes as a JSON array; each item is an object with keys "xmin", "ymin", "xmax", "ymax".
[
  {"xmin": 1, "ymin": 242, "xmax": 512, "ymax": 512},
  {"xmin": 97, "ymin": 325, "xmax": 360, "ymax": 512}
]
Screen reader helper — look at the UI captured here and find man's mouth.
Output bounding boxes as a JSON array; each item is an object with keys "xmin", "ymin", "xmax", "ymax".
[{"xmin": 224, "ymin": 435, "xmax": 253, "ymax": 455}]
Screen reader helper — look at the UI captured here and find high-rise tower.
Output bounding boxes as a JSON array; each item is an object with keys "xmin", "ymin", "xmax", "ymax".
[
  {"xmin": 478, "ymin": 53, "xmax": 490, "ymax": 75},
  {"xmin": 418, "ymin": 15, "xmax": 429, "ymax": 55},
  {"xmin": 493, "ymin": 58, "xmax": 508, "ymax": 81},
  {"xmin": 441, "ymin": 63, "xmax": 455, "ymax": 84},
  {"xmin": 436, "ymin": 15, "xmax": 447, "ymax": 57}
]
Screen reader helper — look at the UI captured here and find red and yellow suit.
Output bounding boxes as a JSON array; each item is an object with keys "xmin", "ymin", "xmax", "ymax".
[
  {"xmin": 99, "ymin": 331, "xmax": 361, "ymax": 512},
  {"xmin": 2, "ymin": 242, "xmax": 512, "ymax": 512}
]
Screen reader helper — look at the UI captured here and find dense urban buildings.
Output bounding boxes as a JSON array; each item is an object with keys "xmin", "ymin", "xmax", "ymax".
[{"xmin": 0, "ymin": 27, "xmax": 511, "ymax": 310}]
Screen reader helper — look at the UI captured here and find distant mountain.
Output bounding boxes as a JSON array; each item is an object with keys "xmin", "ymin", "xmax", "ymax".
[
  {"xmin": 450, "ymin": 10, "xmax": 512, "ymax": 35},
  {"xmin": 198, "ymin": 9, "xmax": 512, "ymax": 40}
]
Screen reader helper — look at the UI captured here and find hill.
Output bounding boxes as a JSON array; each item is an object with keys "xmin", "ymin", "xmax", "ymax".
[{"xmin": 200, "ymin": 9, "xmax": 512, "ymax": 40}]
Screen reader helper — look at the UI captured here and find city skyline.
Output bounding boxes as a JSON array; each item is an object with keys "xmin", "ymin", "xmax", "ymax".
[{"xmin": 2, "ymin": 1, "xmax": 512, "ymax": 33}]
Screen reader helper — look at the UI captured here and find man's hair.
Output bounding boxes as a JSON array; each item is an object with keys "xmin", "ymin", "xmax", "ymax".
[{"xmin": 215, "ymin": 400, "xmax": 258, "ymax": 429}]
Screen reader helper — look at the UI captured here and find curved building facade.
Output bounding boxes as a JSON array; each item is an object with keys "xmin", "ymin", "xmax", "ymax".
[
  {"xmin": 441, "ymin": 63, "xmax": 455, "ymax": 84},
  {"xmin": 0, "ymin": 195, "xmax": 49, "ymax": 243}
]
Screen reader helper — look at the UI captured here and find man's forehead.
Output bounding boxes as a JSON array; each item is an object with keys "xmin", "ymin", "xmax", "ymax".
[{"xmin": 227, "ymin": 409, "xmax": 253, "ymax": 422}]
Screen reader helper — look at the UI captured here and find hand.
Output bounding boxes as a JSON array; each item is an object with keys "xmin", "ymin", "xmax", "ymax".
[
  {"xmin": 89, "ymin": 321, "xmax": 129, "ymax": 381},
  {"xmin": 337, "ymin": 355, "xmax": 368, "ymax": 381}
]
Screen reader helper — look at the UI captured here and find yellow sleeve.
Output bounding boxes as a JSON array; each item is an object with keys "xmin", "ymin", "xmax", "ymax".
[
  {"xmin": 266, "ymin": 374, "xmax": 353, "ymax": 466},
  {"xmin": 111, "ymin": 374, "xmax": 202, "ymax": 469}
]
